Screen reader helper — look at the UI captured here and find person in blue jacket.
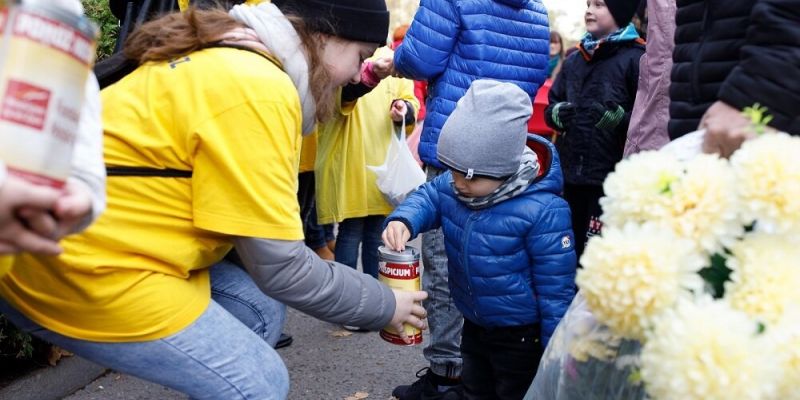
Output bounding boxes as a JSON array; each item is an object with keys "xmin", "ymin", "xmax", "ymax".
[
  {"xmin": 388, "ymin": 1, "xmax": 550, "ymax": 397},
  {"xmin": 383, "ymin": 80, "xmax": 577, "ymax": 400}
]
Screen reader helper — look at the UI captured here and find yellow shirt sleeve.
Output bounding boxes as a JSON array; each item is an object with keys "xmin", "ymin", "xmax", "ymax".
[{"xmin": 190, "ymin": 100, "xmax": 304, "ymax": 240}]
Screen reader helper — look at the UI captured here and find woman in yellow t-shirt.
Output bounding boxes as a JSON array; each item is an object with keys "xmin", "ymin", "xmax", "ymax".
[{"xmin": 0, "ymin": 3, "xmax": 427, "ymax": 399}]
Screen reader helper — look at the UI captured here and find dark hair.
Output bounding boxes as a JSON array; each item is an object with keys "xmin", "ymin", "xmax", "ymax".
[
  {"xmin": 123, "ymin": 8, "xmax": 243, "ymax": 63},
  {"xmin": 124, "ymin": 7, "xmax": 335, "ymax": 121}
]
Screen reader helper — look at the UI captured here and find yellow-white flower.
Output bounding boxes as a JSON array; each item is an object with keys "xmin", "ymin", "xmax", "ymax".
[
  {"xmin": 765, "ymin": 314, "xmax": 800, "ymax": 400},
  {"xmin": 663, "ymin": 155, "xmax": 742, "ymax": 254},
  {"xmin": 640, "ymin": 298, "xmax": 778, "ymax": 400},
  {"xmin": 577, "ymin": 223, "xmax": 706, "ymax": 340},
  {"xmin": 731, "ymin": 133, "xmax": 800, "ymax": 235},
  {"xmin": 725, "ymin": 233, "xmax": 800, "ymax": 325},
  {"xmin": 601, "ymin": 151, "xmax": 680, "ymax": 227},
  {"xmin": 602, "ymin": 152, "xmax": 741, "ymax": 255}
]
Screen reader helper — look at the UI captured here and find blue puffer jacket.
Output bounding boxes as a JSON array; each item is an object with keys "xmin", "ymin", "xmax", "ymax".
[
  {"xmin": 393, "ymin": 0, "xmax": 550, "ymax": 169},
  {"xmin": 386, "ymin": 136, "xmax": 577, "ymax": 345}
]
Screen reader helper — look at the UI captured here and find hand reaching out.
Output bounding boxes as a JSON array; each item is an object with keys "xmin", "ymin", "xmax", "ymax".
[
  {"xmin": 700, "ymin": 101, "xmax": 757, "ymax": 158},
  {"xmin": 18, "ymin": 179, "xmax": 94, "ymax": 242},
  {"xmin": 389, "ymin": 289, "xmax": 428, "ymax": 344},
  {"xmin": 0, "ymin": 175, "xmax": 62, "ymax": 255},
  {"xmin": 390, "ymin": 100, "xmax": 408, "ymax": 122},
  {"xmin": 382, "ymin": 221, "xmax": 411, "ymax": 251},
  {"xmin": 371, "ymin": 57, "xmax": 394, "ymax": 80}
]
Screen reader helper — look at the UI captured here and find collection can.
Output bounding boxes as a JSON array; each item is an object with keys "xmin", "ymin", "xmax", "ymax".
[
  {"xmin": 0, "ymin": 1, "xmax": 97, "ymax": 188},
  {"xmin": 378, "ymin": 245, "xmax": 423, "ymax": 346}
]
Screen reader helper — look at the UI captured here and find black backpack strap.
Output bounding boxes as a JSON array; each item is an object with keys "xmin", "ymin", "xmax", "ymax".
[{"xmin": 106, "ymin": 167, "xmax": 192, "ymax": 178}]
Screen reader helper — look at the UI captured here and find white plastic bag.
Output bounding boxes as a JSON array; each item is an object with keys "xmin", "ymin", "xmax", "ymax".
[
  {"xmin": 660, "ymin": 129, "xmax": 705, "ymax": 161},
  {"xmin": 367, "ymin": 118, "xmax": 426, "ymax": 206}
]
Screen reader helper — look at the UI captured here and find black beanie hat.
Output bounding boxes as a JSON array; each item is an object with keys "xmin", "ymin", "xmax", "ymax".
[
  {"xmin": 604, "ymin": 0, "xmax": 640, "ymax": 27},
  {"xmin": 273, "ymin": 0, "xmax": 390, "ymax": 45}
]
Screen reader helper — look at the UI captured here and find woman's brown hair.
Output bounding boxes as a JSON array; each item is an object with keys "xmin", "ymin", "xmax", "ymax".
[
  {"xmin": 124, "ymin": 7, "xmax": 335, "ymax": 122},
  {"xmin": 549, "ymin": 30, "xmax": 565, "ymax": 79}
]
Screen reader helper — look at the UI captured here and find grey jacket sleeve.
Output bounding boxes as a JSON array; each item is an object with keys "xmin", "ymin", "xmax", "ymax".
[
  {"xmin": 232, "ymin": 237, "xmax": 396, "ymax": 330},
  {"xmin": 68, "ymin": 75, "xmax": 106, "ymax": 233}
]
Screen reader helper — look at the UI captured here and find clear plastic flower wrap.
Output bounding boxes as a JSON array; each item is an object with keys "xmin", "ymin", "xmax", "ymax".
[{"xmin": 525, "ymin": 292, "xmax": 646, "ymax": 400}]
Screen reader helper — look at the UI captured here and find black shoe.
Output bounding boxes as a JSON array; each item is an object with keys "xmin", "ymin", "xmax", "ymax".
[
  {"xmin": 275, "ymin": 333, "xmax": 293, "ymax": 349},
  {"xmin": 392, "ymin": 367, "xmax": 462, "ymax": 400}
]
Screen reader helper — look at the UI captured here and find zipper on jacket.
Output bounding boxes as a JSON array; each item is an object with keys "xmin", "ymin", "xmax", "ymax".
[
  {"xmin": 462, "ymin": 213, "xmax": 479, "ymax": 321},
  {"xmin": 690, "ymin": 3, "xmax": 711, "ymax": 103}
]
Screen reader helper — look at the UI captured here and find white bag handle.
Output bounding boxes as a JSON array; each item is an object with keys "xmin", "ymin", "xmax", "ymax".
[{"xmin": 366, "ymin": 110, "xmax": 426, "ymax": 206}]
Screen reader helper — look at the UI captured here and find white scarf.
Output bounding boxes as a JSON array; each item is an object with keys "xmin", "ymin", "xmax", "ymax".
[{"xmin": 229, "ymin": 3, "xmax": 316, "ymax": 135}]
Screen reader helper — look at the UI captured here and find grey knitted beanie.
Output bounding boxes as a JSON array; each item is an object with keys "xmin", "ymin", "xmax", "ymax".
[{"xmin": 437, "ymin": 79, "xmax": 532, "ymax": 179}]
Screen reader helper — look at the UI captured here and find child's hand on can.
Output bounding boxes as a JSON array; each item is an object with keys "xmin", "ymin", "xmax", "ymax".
[{"xmin": 382, "ymin": 221, "xmax": 410, "ymax": 251}]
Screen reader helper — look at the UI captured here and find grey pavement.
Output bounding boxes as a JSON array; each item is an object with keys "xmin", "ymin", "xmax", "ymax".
[{"xmin": 62, "ymin": 238, "xmax": 429, "ymax": 400}]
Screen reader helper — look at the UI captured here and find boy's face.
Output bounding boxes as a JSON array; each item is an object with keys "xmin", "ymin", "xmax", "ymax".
[
  {"xmin": 451, "ymin": 171, "xmax": 503, "ymax": 198},
  {"xmin": 585, "ymin": 0, "xmax": 619, "ymax": 38}
]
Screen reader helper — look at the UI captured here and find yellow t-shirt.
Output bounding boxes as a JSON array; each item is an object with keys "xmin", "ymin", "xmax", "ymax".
[
  {"xmin": 315, "ymin": 75, "xmax": 418, "ymax": 225},
  {"xmin": 0, "ymin": 256, "xmax": 11, "ymax": 278},
  {"xmin": 0, "ymin": 47, "xmax": 304, "ymax": 342},
  {"xmin": 298, "ymin": 131, "xmax": 317, "ymax": 173}
]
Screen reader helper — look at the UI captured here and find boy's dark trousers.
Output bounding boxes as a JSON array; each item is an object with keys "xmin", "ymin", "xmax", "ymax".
[
  {"xmin": 460, "ymin": 319, "xmax": 544, "ymax": 400},
  {"xmin": 563, "ymin": 183, "xmax": 605, "ymax": 262}
]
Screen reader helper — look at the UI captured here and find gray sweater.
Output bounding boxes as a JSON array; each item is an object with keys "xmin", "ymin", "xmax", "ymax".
[{"xmin": 233, "ymin": 237, "xmax": 396, "ymax": 330}]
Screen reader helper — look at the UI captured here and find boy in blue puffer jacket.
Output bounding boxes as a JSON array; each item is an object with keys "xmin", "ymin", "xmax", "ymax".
[
  {"xmin": 383, "ymin": 80, "xmax": 577, "ymax": 400},
  {"xmin": 389, "ymin": 2, "xmax": 551, "ymax": 397}
]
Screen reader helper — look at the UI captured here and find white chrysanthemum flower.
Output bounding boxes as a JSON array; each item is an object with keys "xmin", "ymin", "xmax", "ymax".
[
  {"xmin": 662, "ymin": 155, "xmax": 743, "ymax": 254},
  {"xmin": 731, "ymin": 133, "xmax": 800, "ymax": 234},
  {"xmin": 577, "ymin": 223, "xmax": 706, "ymax": 340},
  {"xmin": 641, "ymin": 298, "xmax": 778, "ymax": 400},
  {"xmin": 601, "ymin": 151, "xmax": 680, "ymax": 227},
  {"xmin": 602, "ymin": 152, "xmax": 741, "ymax": 255},
  {"xmin": 766, "ymin": 314, "xmax": 800, "ymax": 400},
  {"xmin": 725, "ymin": 233, "xmax": 800, "ymax": 325}
]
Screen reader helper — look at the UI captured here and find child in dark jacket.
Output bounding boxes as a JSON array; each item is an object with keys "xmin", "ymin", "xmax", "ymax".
[
  {"xmin": 544, "ymin": 0, "xmax": 644, "ymax": 259},
  {"xmin": 383, "ymin": 80, "xmax": 577, "ymax": 400}
]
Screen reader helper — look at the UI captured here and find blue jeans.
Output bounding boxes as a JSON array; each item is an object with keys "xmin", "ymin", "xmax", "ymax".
[
  {"xmin": 335, "ymin": 215, "xmax": 386, "ymax": 278},
  {"xmin": 0, "ymin": 261, "xmax": 288, "ymax": 400},
  {"xmin": 298, "ymin": 171, "xmax": 335, "ymax": 250},
  {"xmin": 422, "ymin": 166, "xmax": 463, "ymax": 378}
]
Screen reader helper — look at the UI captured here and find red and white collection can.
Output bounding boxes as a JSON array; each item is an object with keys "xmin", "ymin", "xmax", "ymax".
[
  {"xmin": 0, "ymin": 1, "xmax": 97, "ymax": 188},
  {"xmin": 378, "ymin": 245, "xmax": 423, "ymax": 346}
]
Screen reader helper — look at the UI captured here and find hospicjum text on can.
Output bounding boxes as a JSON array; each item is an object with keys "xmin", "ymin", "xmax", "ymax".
[
  {"xmin": 0, "ymin": 1, "xmax": 97, "ymax": 188},
  {"xmin": 378, "ymin": 245, "xmax": 423, "ymax": 346}
]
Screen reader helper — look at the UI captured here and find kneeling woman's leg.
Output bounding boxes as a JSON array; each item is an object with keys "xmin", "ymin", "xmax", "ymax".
[
  {"xmin": 211, "ymin": 259, "xmax": 286, "ymax": 347},
  {"xmin": 0, "ymin": 299, "xmax": 289, "ymax": 400}
]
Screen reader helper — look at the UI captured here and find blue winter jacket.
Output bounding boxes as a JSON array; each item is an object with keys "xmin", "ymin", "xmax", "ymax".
[
  {"xmin": 386, "ymin": 136, "xmax": 577, "ymax": 345},
  {"xmin": 393, "ymin": 0, "xmax": 550, "ymax": 169}
]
